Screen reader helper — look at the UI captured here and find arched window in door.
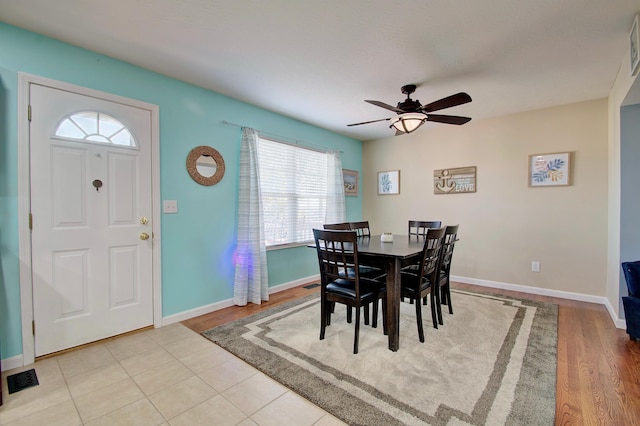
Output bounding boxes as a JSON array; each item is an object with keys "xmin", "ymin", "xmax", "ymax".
[{"xmin": 54, "ymin": 111, "xmax": 137, "ymax": 148}]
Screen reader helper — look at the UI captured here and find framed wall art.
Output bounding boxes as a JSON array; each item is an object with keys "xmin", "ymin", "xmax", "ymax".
[
  {"xmin": 631, "ymin": 13, "xmax": 639, "ymax": 76},
  {"xmin": 433, "ymin": 166, "xmax": 477, "ymax": 194},
  {"xmin": 378, "ymin": 170, "xmax": 400, "ymax": 195},
  {"xmin": 528, "ymin": 152, "xmax": 571, "ymax": 187},
  {"xmin": 342, "ymin": 169, "xmax": 358, "ymax": 196}
]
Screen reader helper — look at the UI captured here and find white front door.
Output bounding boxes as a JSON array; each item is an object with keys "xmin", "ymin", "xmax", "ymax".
[{"xmin": 29, "ymin": 83, "xmax": 154, "ymax": 357}]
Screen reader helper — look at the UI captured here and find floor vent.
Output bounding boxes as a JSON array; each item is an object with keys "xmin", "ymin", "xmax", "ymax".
[
  {"xmin": 303, "ymin": 283, "xmax": 320, "ymax": 289},
  {"xmin": 7, "ymin": 369, "xmax": 39, "ymax": 394}
]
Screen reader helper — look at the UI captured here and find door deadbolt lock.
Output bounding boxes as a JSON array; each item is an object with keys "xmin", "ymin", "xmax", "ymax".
[
  {"xmin": 139, "ymin": 232, "xmax": 150, "ymax": 240},
  {"xmin": 140, "ymin": 217, "xmax": 149, "ymax": 225}
]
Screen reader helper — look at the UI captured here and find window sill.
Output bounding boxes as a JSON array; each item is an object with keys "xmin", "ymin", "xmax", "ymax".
[{"xmin": 266, "ymin": 241, "xmax": 312, "ymax": 251}]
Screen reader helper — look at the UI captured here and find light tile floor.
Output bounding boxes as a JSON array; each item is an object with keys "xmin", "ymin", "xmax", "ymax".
[{"xmin": 0, "ymin": 323, "xmax": 347, "ymax": 426}]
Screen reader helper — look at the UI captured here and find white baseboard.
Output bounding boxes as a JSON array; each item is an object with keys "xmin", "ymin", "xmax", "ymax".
[
  {"xmin": 452, "ymin": 275, "xmax": 626, "ymax": 329},
  {"xmin": 268, "ymin": 275, "xmax": 320, "ymax": 294},
  {"xmin": 162, "ymin": 298, "xmax": 237, "ymax": 326},
  {"xmin": 1, "ymin": 354, "xmax": 25, "ymax": 371},
  {"xmin": 5, "ymin": 273, "xmax": 626, "ymax": 368},
  {"xmin": 161, "ymin": 275, "xmax": 320, "ymax": 325},
  {"xmin": 603, "ymin": 298, "xmax": 627, "ymax": 329}
]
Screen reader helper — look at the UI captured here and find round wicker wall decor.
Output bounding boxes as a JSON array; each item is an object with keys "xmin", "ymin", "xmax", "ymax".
[{"xmin": 186, "ymin": 146, "xmax": 225, "ymax": 186}]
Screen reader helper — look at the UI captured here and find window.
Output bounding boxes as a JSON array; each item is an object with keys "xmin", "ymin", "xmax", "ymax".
[
  {"xmin": 55, "ymin": 111, "xmax": 137, "ymax": 148},
  {"xmin": 257, "ymin": 137, "xmax": 329, "ymax": 247}
]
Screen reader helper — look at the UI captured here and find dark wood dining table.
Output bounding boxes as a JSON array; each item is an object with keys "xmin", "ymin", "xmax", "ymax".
[{"xmin": 356, "ymin": 235, "xmax": 424, "ymax": 352}]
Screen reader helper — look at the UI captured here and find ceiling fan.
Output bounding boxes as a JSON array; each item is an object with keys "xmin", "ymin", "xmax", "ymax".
[{"xmin": 347, "ymin": 84, "xmax": 472, "ymax": 135}]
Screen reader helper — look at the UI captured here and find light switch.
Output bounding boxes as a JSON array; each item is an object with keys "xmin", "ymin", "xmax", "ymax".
[{"xmin": 163, "ymin": 200, "xmax": 178, "ymax": 214}]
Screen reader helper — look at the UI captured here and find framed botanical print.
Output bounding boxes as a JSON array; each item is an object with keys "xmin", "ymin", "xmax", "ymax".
[
  {"xmin": 528, "ymin": 152, "xmax": 571, "ymax": 187},
  {"xmin": 377, "ymin": 170, "xmax": 400, "ymax": 195}
]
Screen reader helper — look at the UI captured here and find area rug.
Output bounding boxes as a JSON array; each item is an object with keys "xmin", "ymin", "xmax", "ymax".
[{"xmin": 202, "ymin": 289, "xmax": 557, "ymax": 425}]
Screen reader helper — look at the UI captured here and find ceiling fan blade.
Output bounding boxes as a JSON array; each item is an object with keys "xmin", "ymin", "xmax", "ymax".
[
  {"xmin": 426, "ymin": 114, "xmax": 472, "ymax": 125},
  {"xmin": 421, "ymin": 92, "xmax": 472, "ymax": 113},
  {"xmin": 394, "ymin": 130, "xmax": 406, "ymax": 136},
  {"xmin": 365, "ymin": 100, "xmax": 404, "ymax": 113},
  {"xmin": 346, "ymin": 117, "xmax": 392, "ymax": 127}
]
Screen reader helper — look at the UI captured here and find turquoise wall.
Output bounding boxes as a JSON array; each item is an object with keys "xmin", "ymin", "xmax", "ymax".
[{"xmin": 0, "ymin": 23, "xmax": 363, "ymax": 360}]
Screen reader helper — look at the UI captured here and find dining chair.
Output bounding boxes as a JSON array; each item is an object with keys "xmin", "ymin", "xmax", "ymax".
[
  {"xmin": 437, "ymin": 225, "xmax": 459, "ymax": 325},
  {"xmin": 324, "ymin": 222, "xmax": 379, "ymax": 324},
  {"xmin": 349, "ymin": 221, "xmax": 372, "ymax": 237},
  {"xmin": 349, "ymin": 220, "xmax": 384, "ymax": 276},
  {"xmin": 400, "ymin": 227, "xmax": 446, "ymax": 341},
  {"xmin": 403, "ymin": 220, "xmax": 443, "ymax": 281},
  {"xmin": 324, "ymin": 222, "xmax": 352, "ymax": 230},
  {"xmin": 313, "ymin": 228, "xmax": 387, "ymax": 354},
  {"xmin": 408, "ymin": 220, "xmax": 442, "ymax": 237}
]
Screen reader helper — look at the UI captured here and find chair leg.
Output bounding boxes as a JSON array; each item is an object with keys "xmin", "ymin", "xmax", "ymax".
[
  {"xmin": 372, "ymin": 300, "xmax": 378, "ymax": 328},
  {"xmin": 382, "ymin": 297, "xmax": 388, "ymax": 335},
  {"xmin": 415, "ymin": 297, "xmax": 425, "ymax": 342},
  {"xmin": 435, "ymin": 285, "xmax": 443, "ymax": 326},
  {"xmin": 320, "ymin": 300, "xmax": 328, "ymax": 340},
  {"xmin": 443, "ymin": 283, "xmax": 453, "ymax": 314},
  {"xmin": 364, "ymin": 304, "xmax": 370, "ymax": 326},
  {"xmin": 354, "ymin": 306, "xmax": 361, "ymax": 354},
  {"xmin": 430, "ymin": 292, "xmax": 438, "ymax": 329},
  {"xmin": 347, "ymin": 306, "xmax": 352, "ymax": 323}
]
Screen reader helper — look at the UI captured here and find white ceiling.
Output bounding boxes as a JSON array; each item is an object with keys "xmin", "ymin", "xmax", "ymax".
[{"xmin": 1, "ymin": 0, "xmax": 638, "ymax": 141}]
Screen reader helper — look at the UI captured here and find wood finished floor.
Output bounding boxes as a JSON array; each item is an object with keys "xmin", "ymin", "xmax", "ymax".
[{"xmin": 182, "ymin": 281, "xmax": 640, "ymax": 425}]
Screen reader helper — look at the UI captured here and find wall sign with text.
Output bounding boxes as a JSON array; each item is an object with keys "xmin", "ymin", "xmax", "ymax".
[{"xmin": 433, "ymin": 166, "xmax": 477, "ymax": 194}]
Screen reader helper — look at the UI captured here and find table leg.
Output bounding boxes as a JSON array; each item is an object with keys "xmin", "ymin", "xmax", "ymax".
[{"xmin": 386, "ymin": 258, "xmax": 401, "ymax": 351}]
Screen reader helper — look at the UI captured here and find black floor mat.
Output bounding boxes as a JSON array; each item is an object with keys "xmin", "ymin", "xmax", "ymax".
[
  {"xmin": 303, "ymin": 283, "xmax": 320, "ymax": 289},
  {"xmin": 7, "ymin": 369, "xmax": 39, "ymax": 394}
]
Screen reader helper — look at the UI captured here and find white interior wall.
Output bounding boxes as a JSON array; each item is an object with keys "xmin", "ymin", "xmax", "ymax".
[
  {"xmin": 363, "ymin": 99, "xmax": 608, "ymax": 297},
  {"xmin": 607, "ymin": 44, "xmax": 640, "ymax": 322}
]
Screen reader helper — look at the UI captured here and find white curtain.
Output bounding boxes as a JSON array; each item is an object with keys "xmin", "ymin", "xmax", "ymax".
[
  {"xmin": 233, "ymin": 127, "xmax": 269, "ymax": 306},
  {"xmin": 325, "ymin": 150, "xmax": 346, "ymax": 224}
]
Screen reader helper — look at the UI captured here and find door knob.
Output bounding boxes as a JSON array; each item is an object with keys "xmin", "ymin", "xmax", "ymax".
[{"xmin": 140, "ymin": 232, "xmax": 150, "ymax": 240}]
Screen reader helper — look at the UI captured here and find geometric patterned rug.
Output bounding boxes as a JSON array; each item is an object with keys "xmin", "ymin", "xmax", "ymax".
[{"xmin": 203, "ymin": 289, "xmax": 557, "ymax": 425}]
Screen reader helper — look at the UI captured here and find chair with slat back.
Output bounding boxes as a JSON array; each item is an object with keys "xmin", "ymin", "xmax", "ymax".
[
  {"xmin": 349, "ymin": 221, "xmax": 372, "ymax": 237},
  {"xmin": 403, "ymin": 220, "xmax": 444, "ymax": 284},
  {"xmin": 323, "ymin": 223, "xmax": 375, "ymax": 324},
  {"xmin": 408, "ymin": 220, "xmax": 442, "ymax": 237},
  {"xmin": 437, "ymin": 225, "xmax": 459, "ymax": 325},
  {"xmin": 348, "ymin": 221, "xmax": 384, "ymax": 277},
  {"xmin": 313, "ymin": 229, "xmax": 387, "ymax": 353},
  {"xmin": 326, "ymin": 221, "xmax": 383, "ymax": 324},
  {"xmin": 324, "ymin": 222, "xmax": 352, "ymax": 230},
  {"xmin": 400, "ymin": 227, "xmax": 446, "ymax": 341}
]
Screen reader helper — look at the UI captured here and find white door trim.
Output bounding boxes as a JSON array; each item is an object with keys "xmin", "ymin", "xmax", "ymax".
[{"xmin": 17, "ymin": 73, "xmax": 163, "ymax": 365}]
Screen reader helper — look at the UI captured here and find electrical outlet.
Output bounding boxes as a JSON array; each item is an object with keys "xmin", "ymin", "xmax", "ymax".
[{"xmin": 531, "ymin": 261, "xmax": 540, "ymax": 272}]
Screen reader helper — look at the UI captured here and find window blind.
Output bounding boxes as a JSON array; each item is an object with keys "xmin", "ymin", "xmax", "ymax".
[{"xmin": 257, "ymin": 137, "xmax": 328, "ymax": 246}]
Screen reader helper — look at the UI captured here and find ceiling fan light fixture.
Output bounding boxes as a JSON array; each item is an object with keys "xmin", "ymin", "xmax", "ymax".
[{"xmin": 390, "ymin": 113, "xmax": 426, "ymax": 133}]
